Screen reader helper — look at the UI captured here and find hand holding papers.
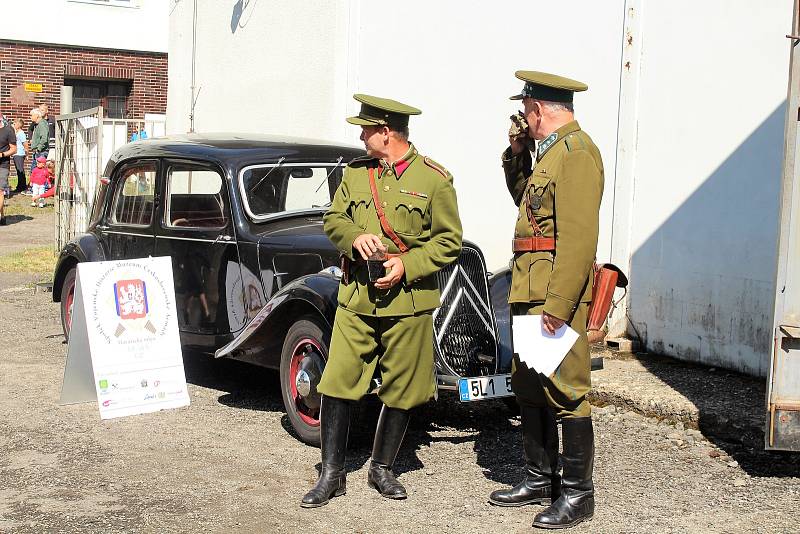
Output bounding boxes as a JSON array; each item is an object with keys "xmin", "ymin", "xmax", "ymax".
[{"xmin": 512, "ymin": 314, "xmax": 579, "ymax": 376}]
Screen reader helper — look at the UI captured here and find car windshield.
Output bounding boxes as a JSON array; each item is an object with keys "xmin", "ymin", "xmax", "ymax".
[{"xmin": 239, "ymin": 162, "xmax": 345, "ymax": 220}]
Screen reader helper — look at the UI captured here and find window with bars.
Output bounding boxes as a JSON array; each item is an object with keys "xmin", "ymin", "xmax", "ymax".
[{"xmin": 66, "ymin": 79, "xmax": 131, "ymax": 119}]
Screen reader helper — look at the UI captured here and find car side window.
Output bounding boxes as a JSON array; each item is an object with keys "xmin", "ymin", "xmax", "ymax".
[
  {"xmin": 110, "ymin": 162, "xmax": 157, "ymax": 226},
  {"xmin": 166, "ymin": 165, "xmax": 228, "ymax": 229}
]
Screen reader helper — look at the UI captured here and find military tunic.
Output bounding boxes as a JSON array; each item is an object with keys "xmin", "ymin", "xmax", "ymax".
[
  {"xmin": 503, "ymin": 120, "xmax": 603, "ymax": 418},
  {"xmin": 318, "ymin": 144, "xmax": 463, "ymax": 410}
]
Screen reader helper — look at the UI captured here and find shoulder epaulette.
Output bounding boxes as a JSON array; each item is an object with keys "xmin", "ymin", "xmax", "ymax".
[
  {"xmin": 564, "ymin": 132, "xmax": 588, "ymax": 152},
  {"xmin": 423, "ymin": 156, "xmax": 449, "ymax": 179}
]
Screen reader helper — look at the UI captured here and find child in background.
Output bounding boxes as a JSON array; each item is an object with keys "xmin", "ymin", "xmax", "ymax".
[
  {"xmin": 29, "ymin": 156, "xmax": 49, "ymax": 208},
  {"xmin": 32, "ymin": 160, "xmax": 57, "ymax": 207},
  {"xmin": 45, "ymin": 160, "xmax": 55, "ymax": 185}
]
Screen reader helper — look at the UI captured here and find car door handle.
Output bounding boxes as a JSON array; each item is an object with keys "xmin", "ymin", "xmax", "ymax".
[{"xmin": 212, "ymin": 234, "xmax": 234, "ymax": 244}]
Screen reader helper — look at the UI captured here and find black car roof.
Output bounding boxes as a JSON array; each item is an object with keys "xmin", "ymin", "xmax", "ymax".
[{"xmin": 110, "ymin": 133, "xmax": 366, "ymax": 167}]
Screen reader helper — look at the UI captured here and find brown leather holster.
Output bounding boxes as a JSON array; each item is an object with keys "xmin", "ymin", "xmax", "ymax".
[
  {"xmin": 340, "ymin": 255, "xmax": 352, "ymax": 285},
  {"xmin": 586, "ymin": 263, "xmax": 628, "ymax": 342}
]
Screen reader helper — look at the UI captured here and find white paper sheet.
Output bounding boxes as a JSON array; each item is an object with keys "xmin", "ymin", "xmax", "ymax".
[{"xmin": 512, "ymin": 315, "xmax": 579, "ymax": 376}]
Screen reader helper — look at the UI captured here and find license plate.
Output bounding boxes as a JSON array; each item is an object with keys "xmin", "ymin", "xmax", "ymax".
[{"xmin": 458, "ymin": 374, "xmax": 513, "ymax": 402}]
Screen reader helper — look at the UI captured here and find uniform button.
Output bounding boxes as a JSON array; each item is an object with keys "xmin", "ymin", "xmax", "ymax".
[
  {"xmin": 384, "ymin": 185, "xmax": 390, "ymax": 192},
  {"xmin": 382, "ymin": 201, "xmax": 387, "ymax": 208}
]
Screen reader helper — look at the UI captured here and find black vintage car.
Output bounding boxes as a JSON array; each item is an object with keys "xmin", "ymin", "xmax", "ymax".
[{"xmin": 53, "ymin": 134, "xmax": 515, "ymax": 444}]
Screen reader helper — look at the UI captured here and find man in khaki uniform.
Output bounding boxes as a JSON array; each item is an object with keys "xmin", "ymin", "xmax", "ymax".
[
  {"xmin": 488, "ymin": 71, "xmax": 603, "ymax": 530},
  {"xmin": 301, "ymin": 94, "xmax": 462, "ymax": 508}
]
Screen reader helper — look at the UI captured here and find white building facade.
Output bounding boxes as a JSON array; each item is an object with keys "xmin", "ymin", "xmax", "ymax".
[
  {"xmin": 167, "ymin": 0, "xmax": 793, "ymax": 377},
  {"xmin": 2, "ymin": 0, "xmax": 168, "ymax": 53}
]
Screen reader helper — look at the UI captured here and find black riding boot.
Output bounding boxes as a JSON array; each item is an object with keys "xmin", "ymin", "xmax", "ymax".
[
  {"xmin": 301, "ymin": 396, "xmax": 351, "ymax": 508},
  {"xmin": 533, "ymin": 416, "xmax": 595, "ymax": 529},
  {"xmin": 489, "ymin": 405, "xmax": 559, "ymax": 506},
  {"xmin": 367, "ymin": 405, "xmax": 410, "ymax": 499}
]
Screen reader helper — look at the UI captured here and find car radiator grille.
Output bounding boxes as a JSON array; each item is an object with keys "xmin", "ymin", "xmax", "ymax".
[{"xmin": 433, "ymin": 246, "xmax": 497, "ymax": 378}]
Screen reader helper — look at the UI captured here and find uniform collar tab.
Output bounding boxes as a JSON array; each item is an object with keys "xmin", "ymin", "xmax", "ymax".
[
  {"xmin": 537, "ymin": 132, "xmax": 559, "ymax": 160},
  {"xmin": 536, "ymin": 121, "xmax": 580, "ymax": 160}
]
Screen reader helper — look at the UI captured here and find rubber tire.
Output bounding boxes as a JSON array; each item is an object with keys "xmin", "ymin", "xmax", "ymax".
[
  {"xmin": 279, "ymin": 315, "xmax": 331, "ymax": 447},
  {"xmin": 60, "ymin": 266, "xmax": 77, "ymax": 342}
]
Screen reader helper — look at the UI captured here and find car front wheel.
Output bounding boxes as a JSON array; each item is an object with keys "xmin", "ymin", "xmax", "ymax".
[
  {"xmin": 279, "ymin": 315, "xmax": 330, "ymax": 446},
  {"xmin": 60, "ymin": 266, "xmax": 77, "ymax": 342}
]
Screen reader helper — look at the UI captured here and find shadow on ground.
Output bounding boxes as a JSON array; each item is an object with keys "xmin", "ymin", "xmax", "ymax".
[
  {"xmin": 626, "ymin": 352, "xmax": 800, "ymax": 478},
  {"xmin": 181, "ymin": 351, "xmax": 524, "ymax": 485},
  {"xmin": 2, "ymin": 214, "xmax": 33, "ymax": 225}
]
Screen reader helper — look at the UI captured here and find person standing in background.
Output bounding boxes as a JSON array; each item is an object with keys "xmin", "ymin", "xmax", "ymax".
[
  {"xmin": 12, "ymin": 118, "xmax": 27, "ymax": 195},
  {"xmin": 39, "ymin": 104, "xmax": 56, "ymax": 161},
  {"xmin": 29, "ymin": 109, "xmax": 49, "ymax": 174},
  {"xmin": 0, "ymin": 117, "xmax": 17, "ymax": 224},
  {"xmin": 29, "ymin": 156, "xmax": 49, "ymax": 208}
]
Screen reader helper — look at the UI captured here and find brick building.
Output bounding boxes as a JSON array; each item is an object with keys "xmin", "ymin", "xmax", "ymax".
[
  {"xmin": 0, "ymin": 0, "xmax": 167, "ymax": 128},
  {"xmin": 0, "ymin": 40, "xmax": 167, "ymax": 125}
]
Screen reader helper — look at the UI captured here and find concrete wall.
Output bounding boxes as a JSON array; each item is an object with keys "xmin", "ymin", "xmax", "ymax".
[
  {"xmin": 2, "ymin": 0, "xmax": 167, "ymax": 53},
  {"xmin": 614, "ymin": 0, "xmax": 792, "ymax": 376},
  {"xmin": 167, "ymin": 0, "xmax": 351, "ymax": 140}
]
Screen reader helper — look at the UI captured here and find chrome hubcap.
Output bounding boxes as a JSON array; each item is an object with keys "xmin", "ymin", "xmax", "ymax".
[{"xmin": 295, "ymin": 369, "xmax": 312, "ymax": 397}]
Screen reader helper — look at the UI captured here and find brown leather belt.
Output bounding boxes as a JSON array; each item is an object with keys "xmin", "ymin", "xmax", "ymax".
[{"xmin": 513, "ymin": 236, "xmax": 556, "ymax": 253}]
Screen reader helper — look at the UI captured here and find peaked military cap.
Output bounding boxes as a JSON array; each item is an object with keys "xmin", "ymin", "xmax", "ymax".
[
  {"xmin": 510, "ymin": 70, "xmax": 588, "ymax": 103},
  {"xmin": 346, "ymin": 94, "xmax": 421, "ymax": 128}
]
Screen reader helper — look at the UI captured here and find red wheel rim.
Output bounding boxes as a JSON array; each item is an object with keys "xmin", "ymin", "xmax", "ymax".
[
  {"xmin": 288, "ymin": 337, "xmax": 322, "ymax": 427},
  {"xmin": 65, "ymin": 281, "xmax": 75, "ymax": 333}
]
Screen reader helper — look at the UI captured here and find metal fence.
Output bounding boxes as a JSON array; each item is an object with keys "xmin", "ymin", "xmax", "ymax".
[
  {"xmin": 55, "ymin": 107, "xmax": 102, "ymax": 253},
  {"xmin": 54, "ymin": 107, "xmax": 166, "ymax": 251}
]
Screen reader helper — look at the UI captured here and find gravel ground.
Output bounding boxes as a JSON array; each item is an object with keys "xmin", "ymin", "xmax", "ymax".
[{"xmin": 1, "ymin": 209, "xmax": 800, "ymax": 533}]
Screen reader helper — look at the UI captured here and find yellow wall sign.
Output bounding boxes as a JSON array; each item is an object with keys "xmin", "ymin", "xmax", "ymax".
[{"xmin": 24, "ymin": 83, "xmax": 43, "ymax": 93}]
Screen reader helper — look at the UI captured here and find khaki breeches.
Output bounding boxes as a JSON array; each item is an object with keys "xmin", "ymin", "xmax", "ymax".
[
  {"xmin": 510, "ymin": 302, "xmax": 591, "ymax": 418},
  {"xmin": 317, "ymin": 307, "xmax": 436, "ymax": 410}
]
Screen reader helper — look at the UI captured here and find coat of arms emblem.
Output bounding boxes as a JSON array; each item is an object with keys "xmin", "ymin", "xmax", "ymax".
[{"xmin": 113, "ymin": 279, "xmax": 156, "ymax": 336}]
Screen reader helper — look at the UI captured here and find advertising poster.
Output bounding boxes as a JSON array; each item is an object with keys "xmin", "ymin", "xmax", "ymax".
[{"xmin": 60, "ymin": 257, "xmax": 190, "ymax": 419}]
